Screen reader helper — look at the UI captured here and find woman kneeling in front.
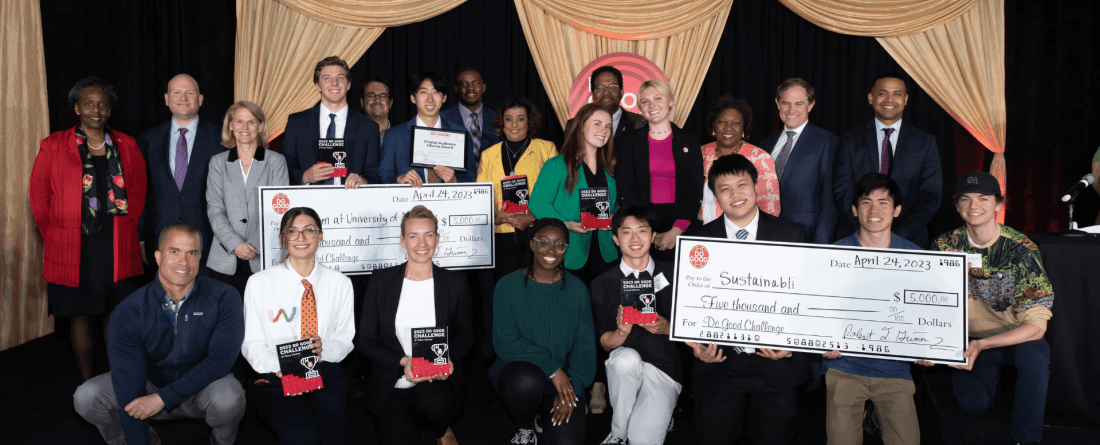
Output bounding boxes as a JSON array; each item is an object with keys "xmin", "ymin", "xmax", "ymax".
[
  {"xmin": 242, "ymin": 207, "xmax": 355, "ymax": 445},
  {"xmin": 359, "ymin": 205, "xmax": 472, "ymax": 445}
]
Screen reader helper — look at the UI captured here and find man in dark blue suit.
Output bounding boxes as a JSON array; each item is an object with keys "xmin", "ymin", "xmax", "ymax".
[
  {"xmin": 759, "ymin": 78, "xmax": 839, "ymax": 244},
  {"xmin": 283, "ymin": 56, "xmax": 381, "ymax": 187},
  {"xmin": 833, "ymin": 72, "xmax": 942, "ymax": 247},
  {"xmin": 380, "ymin": 71, "xmax": 476, "ymax": 185},
  {"xmin": 440, "ymin": 67, "xmax": 499, "ymax": 178},
  {"xmin": 138, "ymin": 74, "xmax": 221, "ymax": 270}
]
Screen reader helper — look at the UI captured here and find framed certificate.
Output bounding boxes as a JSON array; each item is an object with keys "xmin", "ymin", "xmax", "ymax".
[{"xmin": 410, "ymin": 126, "xmax": 468, "ymax": 171}]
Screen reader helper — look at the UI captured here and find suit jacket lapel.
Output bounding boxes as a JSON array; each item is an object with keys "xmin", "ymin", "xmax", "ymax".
[
  {"xmin": 243, "ymin": 149, "xmax": 267, "ymax": 193},
  {"xmin": 180, "ymin": 122, "xmax": 212, "ymax": 191},
  {"xmin": 345, "ymin": 112, "xmax": 360, "ymax": 142},
  {"xmin": 892, "ymin": 124, "xmax": 912, "ymax": 177},
  {"xmin": 385, "ymin": 265, "xmax": 407, "ymax": 334},
  {"xmin": 432, "ymin": 265, "xmax": 449, "ymax": 327},
  {"xmin": 756, "ymin": 213, "xmax": 776, "ymax": 241},
  {"xmin": 310, "ymin": 104, "xmax": 323, "ymax": 138},
  {"xmin": 863, "ymin": 121, "xmax": 879, "ymax": 172},
  {"xmin": 155, "ymin": 124, "xmax": 175, "ymax": 190}
]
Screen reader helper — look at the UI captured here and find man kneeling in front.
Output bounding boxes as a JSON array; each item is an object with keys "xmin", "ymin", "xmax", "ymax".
[{"xmin": 74, "ymin": 222, "xmax": 245, "ymax": 445}]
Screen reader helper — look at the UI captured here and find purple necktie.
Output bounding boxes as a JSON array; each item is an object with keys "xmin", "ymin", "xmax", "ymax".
[
  {"xmin": 174, "ymin": 128, "xmax": 189, "ymax": 190},
  {"xmin": 880, "ymin": 128, "xmax": 893, "ymax": 175}
]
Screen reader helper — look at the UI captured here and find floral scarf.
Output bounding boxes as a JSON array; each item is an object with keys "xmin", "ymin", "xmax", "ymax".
[{"xmin": 77, "ymin": 126, "xmax": 129, "ymax": 235}]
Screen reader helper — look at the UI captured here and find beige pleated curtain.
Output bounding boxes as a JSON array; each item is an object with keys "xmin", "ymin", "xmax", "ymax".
[
  {"xmin": 514, "ymin": 0, "xmax": 734, "ymax": 129},
  {"xmin": 1, "ymin": 0, "xmax": 52, "ymax": 350},
  {"xmin": 235, "ymin": 0, "xmax": 467, "ymax": 139},
  {"xmin": 780, "ymin": 0, "xmax": 1007, "ymax": 222}
]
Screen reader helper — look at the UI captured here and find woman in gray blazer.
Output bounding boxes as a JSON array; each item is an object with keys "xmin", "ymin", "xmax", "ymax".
[{"xmin": 207, "ymin": 101, "xmax": 288, "ymax": 295}]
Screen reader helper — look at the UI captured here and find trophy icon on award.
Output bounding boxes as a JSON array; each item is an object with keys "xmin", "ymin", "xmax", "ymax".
[
  {"xmin": 596, "ymin": 201, "xmax": 610, "ymax": 218},
  {"xmin": 640, "ymin": 294, "xmax": 656, "ymax": 313},
  {"xmin": 332, "ymin": 151, "xmax": 347, "ymax": 170},
  {"xmin": 300, "ymin": 355, "xmax": 320, "ymax": 379},
  {"xmin": 431, "ymin": 343, "xmax": 450, "ymax": 365},
  {"xmin": 516, "ymin": 189, "xmax": 529, "ymax": 206}
]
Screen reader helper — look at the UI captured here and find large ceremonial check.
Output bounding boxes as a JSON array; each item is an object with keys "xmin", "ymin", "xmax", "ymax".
[
  {"xmin": 670, "ymin": 236, "xmax": 970, "ymax": 364},
  {"xmin": 259, "ymin": 184, "xmax": 494, "ymax": 274}
]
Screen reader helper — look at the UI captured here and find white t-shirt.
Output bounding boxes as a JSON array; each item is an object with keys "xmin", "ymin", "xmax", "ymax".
[{"xmin": 394, "ymin": 278, "xmax": 436, "ymax": 388}]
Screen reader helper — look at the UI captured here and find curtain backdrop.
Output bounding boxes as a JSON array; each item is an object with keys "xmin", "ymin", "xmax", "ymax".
[
  {"xmin": 235, "ymin": 0, "xmax": 466, "ymax": 139},
  {"xmin": 780, "ymin": 0, "xmax": 1008, "ymax": 222},
  {"xmin": 1, "ymin": 0, "xmax": 52, "ymax": 350},
  {"xmin": 513, "ymin": 0, "xmax": 733, "ymax": 128}
]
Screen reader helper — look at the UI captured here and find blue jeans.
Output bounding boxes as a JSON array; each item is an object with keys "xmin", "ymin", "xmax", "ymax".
[{"xmin": 951, "ymin": 338, "xmax": 1050, "ymax": 443}]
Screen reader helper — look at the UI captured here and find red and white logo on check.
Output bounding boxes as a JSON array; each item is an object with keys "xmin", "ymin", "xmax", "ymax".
[
  {"xmin": 689, "ymin": 245, "xmax": 709, "ymax": 269},
  {"xmin": 272, "ymin": 193, "xmax": 291, "ymax": 214}
]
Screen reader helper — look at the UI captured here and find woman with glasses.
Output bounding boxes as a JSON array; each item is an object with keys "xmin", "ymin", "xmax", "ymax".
[
  {"xmin": 241, "ymin": 207, "xmax": 355, "ymax": 445},
  {"xmin": 206, "ymin": 101, "xmax": 288, "ymax": 296},
  {"xmin": 529, "ymin": 103, "xmax": 620, "ymax": 284},
  {"xmin": 491, "ymin": 218, "xmax": 596, "ymax": 445},
  {"xmin": 358, "ymin": 205, "xmax": 471, "ymax": 445}
]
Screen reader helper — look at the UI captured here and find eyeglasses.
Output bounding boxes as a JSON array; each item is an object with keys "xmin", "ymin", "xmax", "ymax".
[
  {"xmin": 284, "ymin": 228, "xmax": 322, "ymax": 240},
  {"xmin": 532, "ymin": 238, "xmax": 568, "ymax": 251},
  {"xmin": 593, "ymin": 85, "xmax": 621, "ymax": 93},
  {"xmin": 363, "ymin": 93, "xmax": 390, "ymax": 101}
]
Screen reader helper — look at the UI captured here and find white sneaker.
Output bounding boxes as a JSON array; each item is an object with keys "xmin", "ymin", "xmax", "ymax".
[
  {"xmin": 511, "ymin": 428, "xmax": 537, "ymax": 444},
  {"xmin": 600, "ymin": 432, "xmax": 628, "ymax": 444}
]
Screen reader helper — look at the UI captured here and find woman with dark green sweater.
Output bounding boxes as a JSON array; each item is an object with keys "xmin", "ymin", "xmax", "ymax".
[
  {"xmin": 491, "ymin": 218, "xmax": 596, "ymax": 445},
  {"xmin": 529, "ymin": 103, "xmax": 620, "ymax": 284}
]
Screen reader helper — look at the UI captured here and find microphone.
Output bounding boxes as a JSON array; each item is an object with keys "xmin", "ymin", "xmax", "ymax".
[{"xmin": 1061, "ymin": 174, "xmax": 1095, "ymax": 202}]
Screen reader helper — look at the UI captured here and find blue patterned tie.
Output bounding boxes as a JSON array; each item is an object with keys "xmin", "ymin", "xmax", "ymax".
[
  {"xmin": 326, "ymin": 113, "xmax": 336, "ymax": 139},
  {"xmin": 773, "ymin": 130, "xmax": 797, "ymax": 179},
  {"xmin": 736, "ymin": 229, "xmax": 749, "ymax": 240},
  {"xmin": 469, "ymin": 111, "xmax": 482, "ymax": 156}
]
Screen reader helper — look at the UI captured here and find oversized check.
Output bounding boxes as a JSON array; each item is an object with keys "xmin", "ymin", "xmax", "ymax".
[
  {"xmin": 670, "ymin": 236, "xmax": 970, "ymax": 364},
  {"xmin": 259, "ymin": 184, "xmax": 494, "ymax": 274}
]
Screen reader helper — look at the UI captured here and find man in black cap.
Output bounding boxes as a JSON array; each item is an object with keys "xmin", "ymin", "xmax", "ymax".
[{"xmin": 930, "ymin": 171, "xmax": 1054, "ymax": 445}]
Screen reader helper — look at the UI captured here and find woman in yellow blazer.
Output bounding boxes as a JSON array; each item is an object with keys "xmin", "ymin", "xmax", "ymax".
[{"xmin": 478, "ymin": 97, "xmax": 558, "ymax": 281}]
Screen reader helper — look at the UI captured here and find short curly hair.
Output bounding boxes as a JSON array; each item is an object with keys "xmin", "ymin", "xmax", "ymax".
[
  {"xmin": 704, "ymin": 94, "xmax": 754, "ymax": 140},
  {"xmin": 491, "ymin": 97, "xmax": 542, "ymax": 139}
]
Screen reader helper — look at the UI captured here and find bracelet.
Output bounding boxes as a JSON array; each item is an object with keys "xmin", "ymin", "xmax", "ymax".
[{"xmin": 548, "ymin": 371, "xmax": 558, "ymax": 379}]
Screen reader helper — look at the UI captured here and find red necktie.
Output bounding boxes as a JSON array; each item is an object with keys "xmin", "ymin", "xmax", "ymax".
[{"xmin": 301, "ymin": 279, "xmax": 317, "ymax": 338}]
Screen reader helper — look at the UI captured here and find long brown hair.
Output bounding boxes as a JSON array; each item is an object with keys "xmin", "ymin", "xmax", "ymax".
[{"xmin": 562, "ymin": 103, "xmax": 615, "ymax": 194}]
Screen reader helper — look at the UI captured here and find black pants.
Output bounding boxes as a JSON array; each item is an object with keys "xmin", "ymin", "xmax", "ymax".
[
  {"xmin": 253, "ymin": 361, "xmax": 346, "ymax": 445},
  {"xmin": 567, "ymin": 236, "xmax": 616, "ymax": 285},
  {"xmin": 209, "ymin": 258, "xmax": 252, "ymax": 298},
  {"xmin": 693, "ymin": 364, "xmax": 798, "ymax": 445},
  {"xmin": 496, "ymin": 361, "xmax": 586, "ymax": 445},
  {"xmin": 375, "ymin": 380, "xmax": 458, "ymax": 443}
]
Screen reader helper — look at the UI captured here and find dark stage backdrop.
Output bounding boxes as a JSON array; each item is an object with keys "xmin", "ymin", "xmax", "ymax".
[{"xmin": 41, "ymin": 0, "xmax": 1100, "ymax": 234}]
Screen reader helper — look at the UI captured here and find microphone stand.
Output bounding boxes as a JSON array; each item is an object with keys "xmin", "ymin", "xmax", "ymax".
[{"xmin": 1057, "ymin": 190, "xmax": 1088, "ymax": 236}]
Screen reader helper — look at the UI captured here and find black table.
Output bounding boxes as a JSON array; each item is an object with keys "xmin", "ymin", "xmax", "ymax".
[{"xmin": 1028, "ymin": 232, "xmax": 1100, "ymax": 426}]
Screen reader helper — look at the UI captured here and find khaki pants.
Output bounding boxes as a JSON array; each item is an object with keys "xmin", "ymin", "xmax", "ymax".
[{"xmin": 825, "ymin": 368, "xmax": 919, "ymax": 445}]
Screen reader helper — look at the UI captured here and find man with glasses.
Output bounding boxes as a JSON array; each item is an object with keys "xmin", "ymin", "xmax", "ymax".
[
  {"xmin": 360, "ymin": 76, "xmax": 393, "ymax": 144},
  {"xmin": 570, "ymin": 65, "xmax": 646, "ymax": 151}
]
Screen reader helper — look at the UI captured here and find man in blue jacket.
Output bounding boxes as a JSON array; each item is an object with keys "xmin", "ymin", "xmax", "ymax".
[
  {"xmin": 380, "ymin": 70, "xmax": 476, "ymax": 185},
  {"xmin": 74, "ymin": 223, "xmax": 245, "ymax": 445}
]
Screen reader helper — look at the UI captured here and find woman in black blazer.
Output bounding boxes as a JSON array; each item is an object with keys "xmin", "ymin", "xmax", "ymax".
[
  {"xmin": 358, "ymin": 205, "xmax": 472, "ymax": 445},
  {"xmin": 616, "ymin": 79, "xmax": 703, "ymax": 262}
]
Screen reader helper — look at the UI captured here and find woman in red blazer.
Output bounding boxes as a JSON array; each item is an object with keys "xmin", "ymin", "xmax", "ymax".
[{"xmin": 30, "ymin": 77, "xmax": 146, "ymax": 382}]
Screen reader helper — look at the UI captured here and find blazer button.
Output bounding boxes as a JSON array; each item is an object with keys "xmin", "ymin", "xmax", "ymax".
[{"xmin": 241, "ymin": 219, "xmax": 248, "ymax": 223}]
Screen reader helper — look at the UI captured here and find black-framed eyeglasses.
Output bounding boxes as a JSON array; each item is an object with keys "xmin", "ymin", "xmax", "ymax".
[
  {"xmin": 363, "ymin": 93, "xmax": 390, "ymax": 101},
  {"xmin": 533, "ymin": 238, "xmax": 568, "ymax": 251},
  {"xmin": 284, "ymin": 228, "xmax": 322, "ymax": 240},
  {"xmin": 593, "ymin": 85, "xmax": 621, "ymax": 93}
]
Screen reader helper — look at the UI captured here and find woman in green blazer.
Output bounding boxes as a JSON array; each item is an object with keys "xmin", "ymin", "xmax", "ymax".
[{"xmin": 529, "ymin": 103, "xmax": 620, "ymax": 283}]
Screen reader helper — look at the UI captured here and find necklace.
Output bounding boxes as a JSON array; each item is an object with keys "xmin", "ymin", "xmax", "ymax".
[
  {"xmin": 527, "ymin": 267, "xmax": 562, "ymax": 284},
  {"xmin": 503, "ymin": 138, "xmax": 530, "ymax": 176},
  {"xmin": 88, "ymin": 140, "xmax": 106, "ymax": 150},
  {"xmin": 650, "ymin": 127, "xmax": 670, "ymax": 136}
]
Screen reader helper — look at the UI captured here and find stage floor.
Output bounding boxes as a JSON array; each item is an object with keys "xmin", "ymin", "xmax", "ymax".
[{"xmin": 2, "ymin": 333, "xmax": 1095, "ymax": 444}]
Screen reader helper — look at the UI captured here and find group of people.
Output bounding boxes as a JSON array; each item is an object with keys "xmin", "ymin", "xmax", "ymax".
[{"xmin": 29, "ymin": 55, "xmax": 1054, "ymax": 445}]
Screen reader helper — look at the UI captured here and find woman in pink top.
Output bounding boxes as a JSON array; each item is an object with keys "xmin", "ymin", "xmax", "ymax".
[{"xmin": 700, "ymin": 95, "xmax": 781, "ymax": 222}]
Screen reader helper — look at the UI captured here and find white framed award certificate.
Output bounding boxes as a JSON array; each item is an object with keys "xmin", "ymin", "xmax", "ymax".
[
  {"xmin": 669, "ymin": 236, "xmax": 970, "ymax": 365},
  {"xmin": 410, "ymin": 126, "xmax": 468, "ymax": 171}
]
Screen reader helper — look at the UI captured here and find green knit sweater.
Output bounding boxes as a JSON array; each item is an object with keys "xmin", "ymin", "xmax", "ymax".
[{"xmin": 493, "ymin": 269, "xmax": 596, "ymax": 395}]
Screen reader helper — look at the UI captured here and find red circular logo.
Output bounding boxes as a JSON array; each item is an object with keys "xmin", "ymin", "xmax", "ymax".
[
  {"xmin": 688, "ymin": 245, "xmax": 710, "ymax": 269},
  {"xmin": 567, "ymin": 53, "xmax": 671, "ymax": 119},
  {"xmin": 271, "ymin": 193, "xmax": 291, "ymax": 215}
]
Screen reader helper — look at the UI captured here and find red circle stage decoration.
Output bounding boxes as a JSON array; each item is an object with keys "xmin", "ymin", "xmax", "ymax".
[{"xmin": 567, "ymin": 53, "xmax": 671, "ymax": 119}]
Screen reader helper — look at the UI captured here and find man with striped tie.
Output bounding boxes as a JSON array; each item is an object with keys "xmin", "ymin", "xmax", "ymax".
[
  {"xmin": 688, "ymin": 154, "xmax": 812, "ymax": 445},
  {"xmin": 441, "ymin": 66, "xmax": 499, "ymax": 180}
]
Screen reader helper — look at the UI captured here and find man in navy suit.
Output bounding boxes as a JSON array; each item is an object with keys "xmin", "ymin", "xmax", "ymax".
[
  {"xmin": 565, "ymin": 65, "xmax": 647, "ymax": 152},
  {"xmin": 283, "ymin": 56, "xmax": 381, "ymax": 187},
  {"xmin": 833, "ymin": 72, "xmax": 942, "ymax": 247},
  {"xmin": 440, "ymin": 67, "xmax": 499, "ymax": 178},
  {"xmin": 380, "ymin": 71, "xmax": 476, "ymax": 185},
  {"xmin": 138, "ymin": 74, "xmax": 222, "ymax": 270},
  {"xmin": 759, "ymin": 78, "xmax": 839, "ymax": 244},
  {"xmin": 689, "ymin": 154, "xmax": 811, "ymax": 445}
]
